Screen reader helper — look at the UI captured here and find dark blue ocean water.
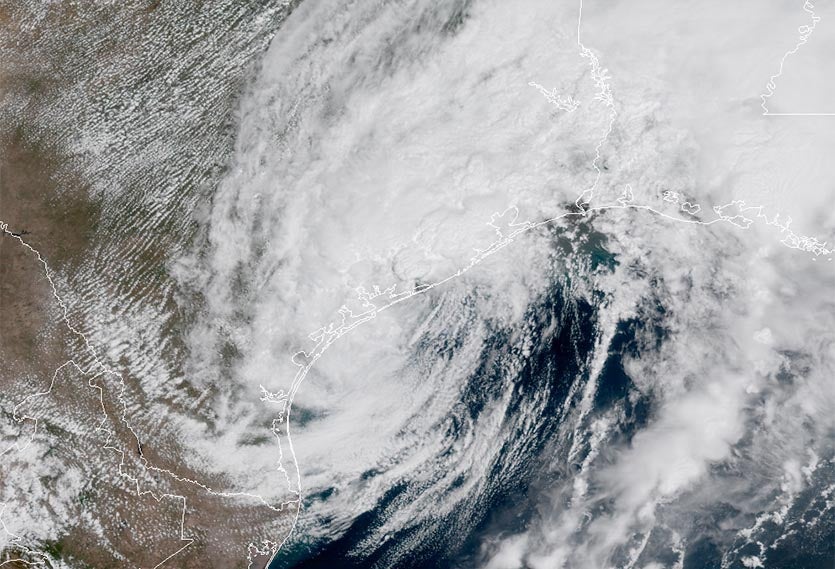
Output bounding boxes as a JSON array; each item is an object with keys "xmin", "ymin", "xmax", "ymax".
[{"xmin": 270, "ymin": 226, "xmax": 835, "ymax": 569}]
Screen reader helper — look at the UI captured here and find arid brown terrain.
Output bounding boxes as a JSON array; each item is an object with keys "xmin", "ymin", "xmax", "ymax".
[{"xmin": 0, "ymin": 2, "xmax": 301, "ymax": 567}]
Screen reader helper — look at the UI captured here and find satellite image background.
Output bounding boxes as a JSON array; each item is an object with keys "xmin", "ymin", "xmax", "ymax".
[{"xmin": 0, "ymin": 1, "xmax": 833, "ymax": 568}]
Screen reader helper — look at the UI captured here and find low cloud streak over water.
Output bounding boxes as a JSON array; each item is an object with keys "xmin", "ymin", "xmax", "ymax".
[{"xmin": 175, "ymin": 0, "xmax": 835, "ymax": 567}]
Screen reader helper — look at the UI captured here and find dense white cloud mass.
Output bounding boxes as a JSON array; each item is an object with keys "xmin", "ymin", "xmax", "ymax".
[
  {"xmin": 170, "ymin": 0, "xmax": 834, "ymax": 567},
  {"xmin": 8, "ymin": 0, "xmax": 830, "ymax": 566}
]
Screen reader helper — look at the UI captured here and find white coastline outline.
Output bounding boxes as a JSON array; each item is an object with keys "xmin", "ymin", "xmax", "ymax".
[
  {"xmin": 0, "ymin": 223, "xmax": 301, "ymax": 568},
  {"xmin": 0, "ymin": 0, "xmax": 833, "ymax": 567},
  {"xmin": 760, "ymin": 0, "xmax": 835, "ymax": 116},
  {"xmin": 268, "ymin": 0, "xmax": 832, "ymax": 566},
  {"xmin": 527, "ymin": 82, "xmax": 580, "ymax": 113}
]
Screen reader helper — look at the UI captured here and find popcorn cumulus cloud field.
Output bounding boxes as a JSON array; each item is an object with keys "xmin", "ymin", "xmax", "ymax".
[{"xmin": 0, "ymin": 0, "xmax": 832, "ymax": 568}]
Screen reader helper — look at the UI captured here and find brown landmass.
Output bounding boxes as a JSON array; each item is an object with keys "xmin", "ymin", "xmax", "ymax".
[
  {"xmin": 0, "ymin": 135, "xmax": 292, "ymax": 568},
  {"xmin": 0, "ymin": 2, "xmax": 298, "ymax": 567}
]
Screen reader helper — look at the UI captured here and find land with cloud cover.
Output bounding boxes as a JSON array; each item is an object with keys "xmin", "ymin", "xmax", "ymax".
[{"xmin": 1, "ymin": 0, "xmax": 833, "ymax": 568}]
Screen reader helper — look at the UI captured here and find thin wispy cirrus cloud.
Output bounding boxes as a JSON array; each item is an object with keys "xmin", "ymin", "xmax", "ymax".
[{"xmin": 170, "ymin": 0, "xmax": 834, "ymax": 566}]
